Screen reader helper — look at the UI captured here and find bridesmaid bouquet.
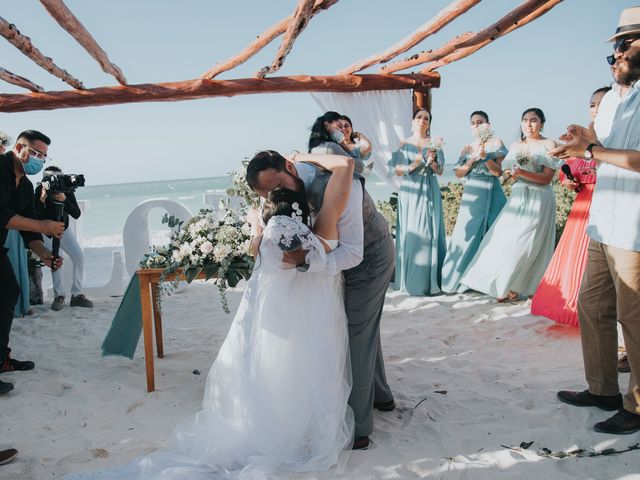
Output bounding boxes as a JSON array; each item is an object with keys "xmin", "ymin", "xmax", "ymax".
[
  {"xmin": 426, "ymin": 136, "xmax": 445, "ymax": 153},
  {"xmin": 140, "ymin": 208, "xmax": 254, "ymax": 313},
  {"xmin": 420, "ymin": 137, "xmax": 444, "ymax": 175},
  {"xmin": 474, "ymin": 124, "xmax": 494, "ymax": 144},
  {"xmin": 514, "ymin": 149, "xmax": 533, "ymax": 169}
]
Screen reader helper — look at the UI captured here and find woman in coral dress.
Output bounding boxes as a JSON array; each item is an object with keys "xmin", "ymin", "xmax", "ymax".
[{"xmin": 530, "ymin": 86, "xmax": 611, "ymax": 326}]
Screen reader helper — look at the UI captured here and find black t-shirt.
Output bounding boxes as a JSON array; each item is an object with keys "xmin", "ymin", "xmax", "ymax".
[{"xmin": 0, "ymin": 151, "xmax": 42, "ymax": 248}]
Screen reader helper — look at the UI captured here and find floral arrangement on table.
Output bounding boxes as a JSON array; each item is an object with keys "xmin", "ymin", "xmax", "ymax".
[
  {"xmin": 226, "ymin": 160, "xmax": 261, "ymax": 209},
  {"xmin": 139, "ymin": 208, "xmax": 254, "ymax": 313}
]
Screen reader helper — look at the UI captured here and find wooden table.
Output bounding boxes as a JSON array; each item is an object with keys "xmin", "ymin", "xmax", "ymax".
[{"xmin": 136, "ymin": 267, "xmax": 208, "ymax": 392}]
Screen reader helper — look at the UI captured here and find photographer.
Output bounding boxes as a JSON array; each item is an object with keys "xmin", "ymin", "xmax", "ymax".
[
  {"xmin": 35, "ymin": 166, "xmax": 92, "ymax": 311},
  {"xmin": 1, "ymin": 130, "xmax": 64, "ymax": 395}
]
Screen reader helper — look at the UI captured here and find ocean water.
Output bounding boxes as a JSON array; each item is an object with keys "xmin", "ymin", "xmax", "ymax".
[{"xmin": 73, "ymin": 172, "xmax": 456, "ymax": 287}]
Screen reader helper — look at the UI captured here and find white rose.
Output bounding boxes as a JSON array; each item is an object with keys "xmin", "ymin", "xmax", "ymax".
[{"xmin": 200, "ymin": 241, "xmax": 214, "ymax": 254}]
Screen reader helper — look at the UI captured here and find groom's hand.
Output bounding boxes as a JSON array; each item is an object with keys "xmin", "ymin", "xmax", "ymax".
[{"xmin": 283, "ymin": 248, "xmax": 307, "ymax": 266}]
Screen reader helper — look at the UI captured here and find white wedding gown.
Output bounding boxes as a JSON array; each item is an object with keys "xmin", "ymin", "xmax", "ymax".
[{"xmin": 69, "ymin": 216, "xmax": 354, "ymax": 479}]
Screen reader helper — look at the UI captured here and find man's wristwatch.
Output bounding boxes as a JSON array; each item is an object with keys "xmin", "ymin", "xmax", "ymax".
[{"xmin": 584, "ymin": 143, "xmax": 597, "ymax": 159}]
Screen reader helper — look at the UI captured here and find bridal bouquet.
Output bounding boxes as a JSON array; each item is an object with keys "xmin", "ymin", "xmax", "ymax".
[
  {"xmin": 226, "ymin": 160, "xmax": 261, "ymax": 209},
  {"xmin": 140, "ymin": 208, "xmax": 254, "ymax": 313},
  {"xmin": 474, "ymin": 124, "xmax": 494, "ymax": 144}
]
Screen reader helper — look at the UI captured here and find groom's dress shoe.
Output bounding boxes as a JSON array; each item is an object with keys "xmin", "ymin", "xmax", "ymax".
[
  {"xmin": 374, "ymin": 399, "xmax": 396, "ymax": 412},
  {"xmin": 594, "ymin": 409, "xmax": 640, "ymax": 434},
  {"xmin": 557, "ymin": 389, "xmax": 623, "ymax": 411},
  {"xmin": 352, "ymin": 436, "xmax": 370, "ymax": 450}
]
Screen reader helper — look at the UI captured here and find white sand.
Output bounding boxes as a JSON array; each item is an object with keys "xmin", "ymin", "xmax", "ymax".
[{"xmin": 2, "ymin": 283, "xmax": 639, "ymax": 479}]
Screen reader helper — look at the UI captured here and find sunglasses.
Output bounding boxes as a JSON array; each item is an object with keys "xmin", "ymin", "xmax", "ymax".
[
  {"xmin": 614, "ymin": 37, "xmax": 639, "ymax": 53},
  {"xmin": 22, "ymin": 144, "xmax": 52, "ymax": 162},
  {"xmin": 606, "ymin": 54, "xmax": 615, "ymax": 66}
]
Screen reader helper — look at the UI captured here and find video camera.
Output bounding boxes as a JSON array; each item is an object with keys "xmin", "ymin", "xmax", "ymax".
[
  {"xmin": 41, "ymin": 173, "xmax": 85, "ymax": 194},
  {"xmin": 39, "ymin": 173, "xmax": 85, "ymax": 272}
]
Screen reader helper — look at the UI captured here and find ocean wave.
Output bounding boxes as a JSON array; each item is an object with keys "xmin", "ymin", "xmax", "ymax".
[{"xmin": 80, "ymin": 230, "xmax": 172, "ymax": 248}]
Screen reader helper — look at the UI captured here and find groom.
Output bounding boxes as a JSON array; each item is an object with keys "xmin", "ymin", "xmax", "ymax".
[{"xmin": 246, "ymin": 150, "xmax": 395, "ymax": 449}]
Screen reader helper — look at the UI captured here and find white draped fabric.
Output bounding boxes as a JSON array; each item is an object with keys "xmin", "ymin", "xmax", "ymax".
[{"xmin": 310, "ymin": 89, "xmax": 413, "ymax": 190}]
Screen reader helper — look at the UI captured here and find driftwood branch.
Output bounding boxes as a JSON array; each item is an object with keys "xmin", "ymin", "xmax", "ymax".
[
  {"xmin": 0, "ymin": 67, "xmax": 44, "ymax": 92},
  {"xmin": 381, "ymin": 32, "xmax": 474, "ymax": 73},
  {"xmin": 256, "ymin": 0, "xmax": 316, "ymax": 78},
  {"xmin": 338, "ymin": 0, "xmax": 481, "ymax": 75},
  {"xmin": 421, "ymin": 0, "xmax": 564, "ymax": 72},
  {"xmin": 201, "ymin": 0, "xmax": 338, "ymax": 80},
  {"xmin": 0, "ymin": 15, "xmax": 85, "ymax": 89},
  {"xmin": 455, "ymin": 0, "xmax": 559, "ymax": 50},
  {"xmin": 0, "ymin": 73, "xmax": 440, "ymax": 113},
  {"xmin": 39, "ymin": 0, "xmax": 127, "ymax": 84}
]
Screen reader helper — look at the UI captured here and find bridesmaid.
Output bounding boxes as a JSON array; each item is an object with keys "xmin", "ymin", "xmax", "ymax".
[
  {"xmin": 308, "ymin": 111, "xmax": 371, "ymax": 174},
  {"xmin": 337, "ymin": 114, "xmax": 373, "ymax": 168},
  {"xmin": 442, "ymin": 111, "xmax": 508, "ymax": 293},
  {"xmin": 387, "ymin": 108, "xmax": 446, "ymax": 295},
  {"xmin": 530, "ymin": 87, "xmax": 612, "ymax": 325},
  {"xmin": 460, "ymin": 108, "xmax": 561, "ymax": 301}
]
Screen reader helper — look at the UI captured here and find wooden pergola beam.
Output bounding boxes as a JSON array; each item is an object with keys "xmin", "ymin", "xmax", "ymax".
[
  {"xmin": 422, "ymin": 0, "xmax": 563, "ymax": 72},
  {"xmin": 39, "ymin": 0, "xmax": 127, "ymax": 85},
  {"xmin": 201, "ymin": 0, "xmax": 337, "ymax": 80},
  {"xmin": 0, "ymin": 67, "xmax": 44, "ymax": 92},
  {"xmin": 0, "ymin": 73, "xmax": 440, "ymax": 113},
  {"xmin": 0, "ymin": 16, "xmax": 85, "ymax": 90},
  {"xmin": 257, "ymin": 0, "xmax": 316, "ymax": 78},
  {"xmin": 338, "ymin": 0, "xmax": 482, "ymax": 75},
  {"xmin": 380, "ymin": 32, "xmax": 474, "ymax": 74}
]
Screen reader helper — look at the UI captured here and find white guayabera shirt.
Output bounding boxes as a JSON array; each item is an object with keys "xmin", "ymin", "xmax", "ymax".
[
  {"xmin": 588, "ymin": 80, "xmax": 640, "ymax": 252},
  {"xmin": 594, "ymin": 84, "xmax": 624, "ymax": 140}
]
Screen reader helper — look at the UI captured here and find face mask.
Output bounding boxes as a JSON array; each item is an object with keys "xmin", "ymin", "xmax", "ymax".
[
  {"xmin": 22, "ymin": 156, "xmax": 44, "ymax": 175},
  {"xmin": 330, "ymin": 130, "xmax": 345, "ymax": 143}
]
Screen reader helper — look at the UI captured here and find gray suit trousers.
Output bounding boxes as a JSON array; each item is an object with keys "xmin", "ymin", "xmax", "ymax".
[{"xmin": 344, "ymin": 233, "xmax": 395, "ymax": 437}]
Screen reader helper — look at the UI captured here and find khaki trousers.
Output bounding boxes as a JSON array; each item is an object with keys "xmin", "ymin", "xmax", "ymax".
[{"xmin": 578, "ymin": 240, "xmax": 640, "ymax": 414}]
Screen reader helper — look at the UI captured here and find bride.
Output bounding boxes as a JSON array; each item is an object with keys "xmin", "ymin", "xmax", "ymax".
[{"xmin": 69, "ymin": 152, "xmax": 356, "ymax": 479}]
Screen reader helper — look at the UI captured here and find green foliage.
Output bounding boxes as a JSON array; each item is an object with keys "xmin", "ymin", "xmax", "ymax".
[
  {"xmin": 376, "ymin": 192, "xmax": 397, "ymax": 237},
  {"xmin": 440, "ymin": 183, "xmax": 465, "ymax": 236},
  {"xmin": 553, "ymin": 179, "xmax": 577, "ymax": 242}
]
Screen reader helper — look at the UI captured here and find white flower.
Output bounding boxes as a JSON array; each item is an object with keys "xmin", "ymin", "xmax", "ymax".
[
  {"xmin": 213, "ymin": 244, "xmax": 233, "ymax": 263},
  {"xmin": 474, "ymin": 124, "xmax": 493, "ymax": 144},
  {"xmin": 200, "ymin": 241, "xmax": 214, "ymax": 254}
]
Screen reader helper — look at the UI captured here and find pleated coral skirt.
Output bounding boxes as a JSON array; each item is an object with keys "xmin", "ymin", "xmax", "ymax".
[{"xmin": 530, "ymin": 183, "xmax": 595, "ymax": 326}]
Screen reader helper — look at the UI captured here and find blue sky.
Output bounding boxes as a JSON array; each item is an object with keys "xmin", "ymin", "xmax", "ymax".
[{"xmin": 0, "ymin": 0, "xmax": 630, "ymax": 185}]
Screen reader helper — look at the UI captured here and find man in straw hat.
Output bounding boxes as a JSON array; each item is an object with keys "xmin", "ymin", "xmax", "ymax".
[{"xmin": 552, "ymin": 6, "xmax": 640, "ymax": 434}]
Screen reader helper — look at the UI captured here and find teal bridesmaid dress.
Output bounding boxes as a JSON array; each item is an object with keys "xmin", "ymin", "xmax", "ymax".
[
  {"xmin": 4, "ymin": 229, "xmax": 30, "ymax": 316},
  {"xmin": 442, "ymin": 141, "xmax": 508, "ymax": 293},
  {"xmin": 388, "ymin": 143, "xmax": 446, "ymax": 296},
  {"xmin": 460, "ymin": 143, "xmax": 562, "ymax": 298}
]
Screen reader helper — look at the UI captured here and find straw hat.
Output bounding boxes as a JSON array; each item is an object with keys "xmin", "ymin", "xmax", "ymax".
[{"xmin": 609, "ymin": 7, "xmax": 640, "ymax": 41}]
